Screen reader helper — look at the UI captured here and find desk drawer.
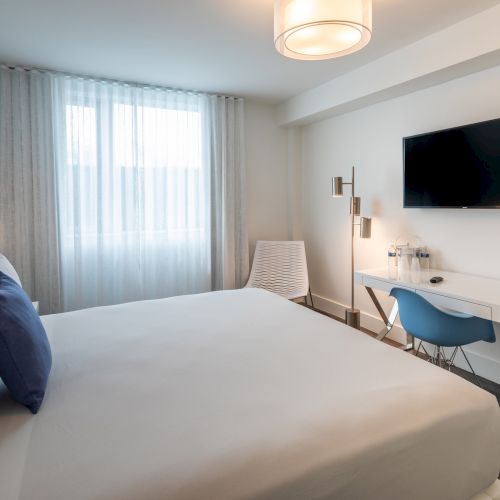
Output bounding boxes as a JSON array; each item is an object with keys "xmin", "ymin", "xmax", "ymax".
[
  {"xmin": 363, "ymin": 276, "xmax": 413, "ymax": 294},
  {"xmin": 417, "ymin": 290, "xmax": 492, "ymax": 320}
]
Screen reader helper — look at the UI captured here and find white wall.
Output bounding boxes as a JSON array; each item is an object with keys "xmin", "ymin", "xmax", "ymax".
[
  {"xmin": 245, "ymin": 100, "xmax": 289, "ymax": 255},
  {"xmin": 300, "ymin": 64, "xmax": 500, "ymax": 382}
]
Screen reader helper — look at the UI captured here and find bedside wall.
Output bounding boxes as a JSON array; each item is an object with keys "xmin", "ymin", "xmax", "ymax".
[{"xmin": 245, "ymin": 100, "xmax": 289, "ymax": 257}]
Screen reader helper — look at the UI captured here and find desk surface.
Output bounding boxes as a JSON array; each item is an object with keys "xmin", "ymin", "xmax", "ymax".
[{"xmin": 355, "ymin": 268, "xmax": 500, "ymax": 322}]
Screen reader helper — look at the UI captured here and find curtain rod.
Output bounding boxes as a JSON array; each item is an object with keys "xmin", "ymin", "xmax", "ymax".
[{"xmin": 0, "ymin": 63, "xmax": 243, "ymax": 101}]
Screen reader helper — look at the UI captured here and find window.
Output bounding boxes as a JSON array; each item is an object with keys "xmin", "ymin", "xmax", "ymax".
[
  {"xmin": 48, "ymin": 76, "xmax": 245, "ymax": 311},
  {"xmin": 66, "ymin": 105, "xmax": 97, "ymax": 167},
  {"xmin": 58, "ymin": 86, "xmax": 212, "ymax": 309},
  {"xmin": 112, "ymin": 104, "xmax": 201, "ymax": 170},
  {"xmin": 64, "ymin": 100, "xmax": 206, "ymax": 238}
]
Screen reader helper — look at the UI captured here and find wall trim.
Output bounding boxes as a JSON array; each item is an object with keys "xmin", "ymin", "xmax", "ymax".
[{"xmin": 311, "ymin": 293, "xmax": 500, "ymax": 384}]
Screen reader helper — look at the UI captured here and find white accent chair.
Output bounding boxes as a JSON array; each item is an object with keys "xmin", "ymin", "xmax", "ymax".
[{"xmin": 245, "ymin": 240, "xmax": 313, "ymax": 307}]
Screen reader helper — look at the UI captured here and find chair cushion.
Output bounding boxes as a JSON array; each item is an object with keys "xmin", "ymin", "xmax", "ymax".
[{"xmin": 0, "ymin": 271, "xmax": 51, "ymax": 413}]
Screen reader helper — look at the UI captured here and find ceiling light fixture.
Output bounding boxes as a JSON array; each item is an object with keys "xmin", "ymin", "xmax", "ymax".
[{"xmin": 274, "ymin": 0, "xmax": 372, "ymax": 60}]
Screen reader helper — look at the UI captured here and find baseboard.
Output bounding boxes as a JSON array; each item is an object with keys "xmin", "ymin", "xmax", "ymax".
[
  {"xmin": 311, "ymin": 293, "xmax": 407, "ymax": 345},
  {"xmin": 311, "ymin": 293, "xmax": 500, "ymax": 385}
]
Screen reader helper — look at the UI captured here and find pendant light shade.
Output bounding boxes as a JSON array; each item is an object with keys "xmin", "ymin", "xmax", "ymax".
[{"xmin": 274, "ymin": 0, "xmax": 372, "ymax": 60}]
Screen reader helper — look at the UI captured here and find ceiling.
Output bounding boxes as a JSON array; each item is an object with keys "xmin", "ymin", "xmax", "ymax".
[{"xmin": 0, "ymin": 0, "xmax": 499, "ymax": 102}]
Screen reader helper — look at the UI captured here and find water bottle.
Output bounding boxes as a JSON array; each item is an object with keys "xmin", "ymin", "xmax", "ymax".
[
  {"xmin": 388, "ymin": 245, "xmax": 397, "ymax": 279},
  {"xmin": 411, "ymin": 254, "xmax": 421, "ymax": 283},
  {"xmin": 420, "ymin": 248, "xmax": 430, "ymax": 281},
  {"xmin": 398, "ymin": 245, "xmax": 411, "ymax": 281}
]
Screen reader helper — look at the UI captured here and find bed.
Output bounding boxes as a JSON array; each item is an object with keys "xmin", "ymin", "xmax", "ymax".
[{"xmin": 0, "ymin": 288, "xmax": 499, "ymax": 500}]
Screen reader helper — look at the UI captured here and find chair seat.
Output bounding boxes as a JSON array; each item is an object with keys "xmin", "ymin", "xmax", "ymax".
[{"xmin": 391, "ymin": 288, "xmax": 495, "ymax": 347}]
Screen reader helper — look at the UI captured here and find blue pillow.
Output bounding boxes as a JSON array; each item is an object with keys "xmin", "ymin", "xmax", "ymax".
[{"xmin": 0, "ymin": 271, "xmax": 52, "ymax": 413}]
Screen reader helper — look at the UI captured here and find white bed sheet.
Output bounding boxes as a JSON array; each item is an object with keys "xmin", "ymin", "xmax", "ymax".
[{"xmin": 0, "ymin": 288, "xmax": 499, "ymax": 500}]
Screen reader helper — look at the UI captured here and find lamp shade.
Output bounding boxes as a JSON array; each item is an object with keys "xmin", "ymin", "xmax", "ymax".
[
  {"xmin": 332, "ymin": 177, "xmax": 343, "ymax": 197},
  {"xmin": 274, "ymin": 0, "xmax": 372, "ymax": 60},
  {"xmin": 360, "ymin": 217, "xmax": 372, "ymax": 238},
  {"xmin": 350, "ymin": 196, "xmax": 361, "ymax": 216}
]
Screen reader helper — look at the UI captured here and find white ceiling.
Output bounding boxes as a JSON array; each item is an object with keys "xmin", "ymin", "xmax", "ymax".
[{"xmin": 0, "ymin": 0, "xmax": 499, "ymax": 102}]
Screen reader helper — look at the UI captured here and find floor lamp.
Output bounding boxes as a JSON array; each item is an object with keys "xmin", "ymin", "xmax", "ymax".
[{"xmin": 332, "ymin": 166, "xmax": 372, "ymax": 329}]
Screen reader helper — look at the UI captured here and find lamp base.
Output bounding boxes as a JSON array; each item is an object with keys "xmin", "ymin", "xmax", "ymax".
[{"xmin": 345, "ymin": 308, "xmax": 361, "ymax": 330}]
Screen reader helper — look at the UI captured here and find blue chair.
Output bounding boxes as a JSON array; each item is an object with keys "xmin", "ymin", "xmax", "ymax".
[{"xmin": 390, "ymin": 288, "xmax": 496, "ymax": 387}]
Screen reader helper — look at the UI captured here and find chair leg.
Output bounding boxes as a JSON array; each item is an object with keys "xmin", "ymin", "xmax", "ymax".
[
  {"xmin": 459, "ymin": 347, "xmax": 483, "ymax": 389},
  {"xmin": 448, "ymin": 347, "xmax": 458, "ymax": 369},
  {"xmin": 425, "ymin": 344, "xmax": 445, "ymax": 367},
  {"xmin": 439, "ymin": 347, "xmax": 449, "ymax": 369},
  {"xmin": 429, "ymin": 344, "xmax": 438, "ymax": 365},
  {"xmin": 308, "ymin": 287, "xmax": 315, "ymax": 309},
  {"xmin": 414, "ymin": 341, "xmax": 433, "ymax": 363},
  {"xmin": 414, "ymin": 344, "xmax": 482, "ymax": 386},
  {"xmin": 420, "ymin": 342, "xmax": 431, "ymax": 359},
  {"xmin": 441, "ymin": 346, "xmax": 457, "ymax": 371},
  {"xmin": 414, "ymin": 340, "xmax": 422, "ymax": 356}
]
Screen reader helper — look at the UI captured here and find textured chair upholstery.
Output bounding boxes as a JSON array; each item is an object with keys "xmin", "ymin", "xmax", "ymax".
[{"xmin": 245, "ymin": 241, "xmax": 310, "ymax": 301}]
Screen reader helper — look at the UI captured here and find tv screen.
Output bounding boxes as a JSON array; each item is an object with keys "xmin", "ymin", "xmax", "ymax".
[{"xmin": 403, "ymin": 118, "xmax": 500, "ymax": 208}]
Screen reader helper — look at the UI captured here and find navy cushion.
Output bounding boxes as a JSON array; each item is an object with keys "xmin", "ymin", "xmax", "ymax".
[{"xmin": 0, "ymin": 271, "xmax": 51, "ymax": 413}]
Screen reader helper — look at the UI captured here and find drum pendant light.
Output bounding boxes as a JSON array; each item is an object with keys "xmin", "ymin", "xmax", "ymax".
[{"xmin": 274, "ymin": 0, "xmax": 372, "ymax": 60}]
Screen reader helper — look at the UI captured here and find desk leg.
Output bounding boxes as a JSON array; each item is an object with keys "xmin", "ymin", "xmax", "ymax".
[
  {"xmin": 365, "ymin": 287, "xmax": 414, "ymax": 351},
  {"xmin": 402, "ymin": 332, "xmax": 415, "ymax": 351}
]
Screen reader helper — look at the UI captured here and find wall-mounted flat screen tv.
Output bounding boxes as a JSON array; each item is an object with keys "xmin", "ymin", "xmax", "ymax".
[{"xmin": 403, "ymin": 118, "xmax": 500, "ymax": 208}]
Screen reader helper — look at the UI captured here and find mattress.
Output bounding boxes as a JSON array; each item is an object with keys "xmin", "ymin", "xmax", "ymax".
[{"xmin": 0, "ymin": 288, "xmax": 499, "ymax": 500}]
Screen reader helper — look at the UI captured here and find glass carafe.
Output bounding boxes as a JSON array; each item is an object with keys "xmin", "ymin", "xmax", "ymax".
[{"xmin": 397, "ymin": 245, "xmax": 412, "ymax": 280}]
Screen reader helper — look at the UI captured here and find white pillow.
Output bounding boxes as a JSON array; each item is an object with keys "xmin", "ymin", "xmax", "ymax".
[{"xmin": 0, "ymin": 254, "xmax": 22, "ymax": 287}]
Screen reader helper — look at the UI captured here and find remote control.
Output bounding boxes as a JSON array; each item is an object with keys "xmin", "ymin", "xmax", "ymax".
[{"xmin": 430, "ymin": 276, "xmax": 444, "ymax": 284}]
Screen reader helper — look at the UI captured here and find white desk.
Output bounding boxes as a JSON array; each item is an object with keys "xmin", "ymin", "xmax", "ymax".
[{"xmin": 354, "ymin": 268, "xmax": 500, "ymax": 349}]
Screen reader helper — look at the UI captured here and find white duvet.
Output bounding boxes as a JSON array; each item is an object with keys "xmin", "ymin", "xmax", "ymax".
[{"xmin": 0, "ymin": 288, "xmax": 499, "ymax": 500}]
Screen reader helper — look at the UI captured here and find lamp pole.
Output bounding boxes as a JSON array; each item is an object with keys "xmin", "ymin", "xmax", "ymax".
[{"xmin": 332, "ymin": 166, "xmax": 371, "ymax": 330}]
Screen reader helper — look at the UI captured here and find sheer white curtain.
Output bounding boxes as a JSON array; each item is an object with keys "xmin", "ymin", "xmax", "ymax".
[
  {"xmin": 52, "ymin": 75, "xmax": 248, "ymax": 311},
  {"xmin": 53, "ymin": 77, "xmax": 209, "ymax": 310},
  {"xmin": 0, "ymin": 67, "xmax": 62, "ymax": 313},
  {"xmin": 205, "ymin": 96, "xmax": 248, "ymax": 290},
  {"xmin": 0, "ymin": 66, "xmax": 247, "ymax": 312}
]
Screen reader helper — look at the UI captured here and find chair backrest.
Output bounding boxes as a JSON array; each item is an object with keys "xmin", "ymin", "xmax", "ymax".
[
  {"xmin": 245, "ymin": 241, "xmax": 309, "ymax": 300},
  {"xmin": 390, "ymin": 287, "xmax": 496, "ymax": 347}
]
